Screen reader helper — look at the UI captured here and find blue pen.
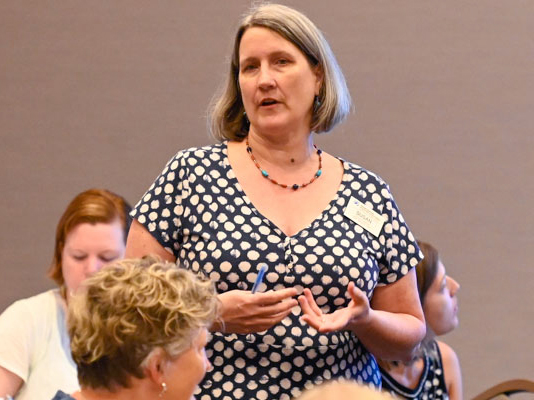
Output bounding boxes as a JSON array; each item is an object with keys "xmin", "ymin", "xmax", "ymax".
[{"xmin": 251, "ymin": 264, "xmax": 268, "ymax": 293}]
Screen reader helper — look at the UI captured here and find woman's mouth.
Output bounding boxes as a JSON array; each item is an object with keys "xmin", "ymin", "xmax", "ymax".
[{"xmin": 260, "ymin": 99, "xmax": 278, "ymax": 107}]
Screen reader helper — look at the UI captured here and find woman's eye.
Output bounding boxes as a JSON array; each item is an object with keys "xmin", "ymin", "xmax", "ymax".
[
  {"xmin": 276, "ymin": 58, "xmax": 289, "ymax": 65},
  {"xmin": 242, "ymin": 64, "xmax": 257, "ymax": 72},
  {"xmin": 73, "ymin": 255, "xmax": 86, "ymax": 261}
]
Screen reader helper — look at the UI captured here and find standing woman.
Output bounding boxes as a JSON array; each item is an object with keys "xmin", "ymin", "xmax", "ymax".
[
  {"xmin": 127, "ymin": 4, "xmax": 425, "ymax": 399},
  {"xmin": 378, "ymin": 241, "xmax": 462, "ymax": 399},
  {"xmin": 0, "ymin": 189, "xmax": 131, "ymax": 400}
]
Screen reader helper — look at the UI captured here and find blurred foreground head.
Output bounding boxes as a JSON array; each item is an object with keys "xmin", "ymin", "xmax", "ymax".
[
  {"xmin": 68, "ymin": 255, "xmax": 218, "ymax": 399},
  {"xmin": 295, "ymin": 380, "xmax": 395, "ymax": 400}
]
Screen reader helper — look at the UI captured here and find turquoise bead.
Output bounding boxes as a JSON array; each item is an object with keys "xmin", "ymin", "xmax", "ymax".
[
  {"xmin": 316, "ymin": 170, "xmax": 322, "ymax": 177},
  {"xmin": 261, "ymin": 170, "xmax": 269, "ymax": 177}
]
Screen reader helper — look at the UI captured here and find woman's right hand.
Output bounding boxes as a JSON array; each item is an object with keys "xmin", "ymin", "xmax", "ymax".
[{"xmin": 213, "ymin": 288, "xmax": 298, "ymax": 334}]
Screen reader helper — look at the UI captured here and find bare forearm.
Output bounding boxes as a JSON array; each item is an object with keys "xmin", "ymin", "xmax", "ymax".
[
  {"xmin": 0, "ymin": 366, "xmax": 23, "ymax": 398},
  {"xmin": 299, "ymin": 272, "xmax": 425, "ymax": 361},
  {"xmin": 438, "ymin": 341, "xmax": 463, "ymax": 400},
  {"xmin": 349, "ymin": 309, "xmax": 425, "ymax": 362},
  {"xmin": 125, "ymin": 220, "xmax": 176, "ymax": 261}
]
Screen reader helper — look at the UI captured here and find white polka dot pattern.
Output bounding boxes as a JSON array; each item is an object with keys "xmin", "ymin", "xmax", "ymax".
[{"xmin": 132, "ymin": 142, "xmax": 423, "ymax": 399}]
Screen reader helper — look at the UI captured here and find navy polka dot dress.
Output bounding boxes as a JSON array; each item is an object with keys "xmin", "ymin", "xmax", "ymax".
[{"xmin": 132, "ymin": 142, "xmax": 422, "ymax": 400}]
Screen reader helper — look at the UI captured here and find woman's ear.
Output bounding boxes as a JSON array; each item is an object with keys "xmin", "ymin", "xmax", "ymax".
[
  {"xmin": 314, "ymin": 65, "xmax": 324, "ymax": 96},
  {"xmin": 144, "ymin": 348, "xmax": 166, "ymax": 384}
]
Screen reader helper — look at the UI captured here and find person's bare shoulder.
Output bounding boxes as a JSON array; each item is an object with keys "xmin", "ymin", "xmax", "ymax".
[{"xmin": 437, "ymin": 340, "xmax": 463, "ymax": 400}]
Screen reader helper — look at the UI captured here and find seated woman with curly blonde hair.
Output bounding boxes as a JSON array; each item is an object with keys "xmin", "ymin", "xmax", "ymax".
[{"xmin": 51, "ymin": 256, "xmax": 219, "ymax": 400}]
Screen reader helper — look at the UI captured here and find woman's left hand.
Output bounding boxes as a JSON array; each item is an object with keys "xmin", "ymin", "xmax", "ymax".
[{"xmin": 298, "ymin": 282, "xmax": 370, "ymax": 333}]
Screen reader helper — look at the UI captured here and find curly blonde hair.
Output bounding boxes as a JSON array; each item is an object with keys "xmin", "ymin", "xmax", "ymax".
[{"xmin": 67, "ymin": 256, "xmax": 218, "ymax": 390}]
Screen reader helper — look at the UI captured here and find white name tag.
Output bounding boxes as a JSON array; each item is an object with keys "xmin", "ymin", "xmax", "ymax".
[{"xmin": 344, "ymin": 196, "xmax": 385, "ymax": 237}]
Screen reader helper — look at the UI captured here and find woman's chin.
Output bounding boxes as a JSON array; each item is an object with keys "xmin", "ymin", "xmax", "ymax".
[
  {"xmin": 251, "ymin": 115, "xmax": 309, "ymax": 135},
  {"xmin": 252, "ymin": 120, "xmax": 288, "ymax": 133}
]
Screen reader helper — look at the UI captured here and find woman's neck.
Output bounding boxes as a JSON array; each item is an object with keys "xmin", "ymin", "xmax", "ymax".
[
  {"xmin": 73, "ymin": 383, "xmax": 153, "ymax": 400},
  {"xmin": 246, "ymin": 128, "xmax": 315, "ymax": 169}
]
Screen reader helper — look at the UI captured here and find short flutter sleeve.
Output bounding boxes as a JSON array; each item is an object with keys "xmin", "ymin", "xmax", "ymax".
[
  {"xmin": 342, "ymin": 163, "xmax": 423, "ymax": 286},
  {"xmin": 375, "ymin": 183, "xmax": 422, "ymax": 285},
  {"xmin": 130, "ymin": 149, "xmax": 192, "ymax": 257}
]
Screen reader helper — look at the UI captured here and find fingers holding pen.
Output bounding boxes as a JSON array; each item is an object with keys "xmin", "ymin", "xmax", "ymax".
[
  {"xmin": 216, "ymin": 288, "xmax": 298, "ymax": 334},
  {"xmin": 253, "ymin": 288, "xmax": 299, "ymax": 317},
  {"xmin": 250, "ymin": 307, "xmax": 295, "ymax": 330},
  {"xmin": 258, "ymin": 287, "xmax": 299, "ymax": 304}
]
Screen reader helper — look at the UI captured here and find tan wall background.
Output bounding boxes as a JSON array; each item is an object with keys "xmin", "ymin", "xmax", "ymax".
[{"xmin": 1, "ymin": 1, "xmax": 533, "ymax": 398}]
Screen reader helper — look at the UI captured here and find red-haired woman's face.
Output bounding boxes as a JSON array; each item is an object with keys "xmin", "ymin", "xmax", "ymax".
[
  {"xmin": 422, "ymin": 260, "xmax": 460, "ymax": 336},
  {"xmin": 62, "ymin": 220, "xmax": 125, "ymax": 301}
]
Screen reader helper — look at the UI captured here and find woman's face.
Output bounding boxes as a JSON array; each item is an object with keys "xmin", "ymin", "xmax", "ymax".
[
  {"xmin": 238, "ymin": 26, "xmax": 322, "ymax": 136},
  {"xmin": 164, "ymin": 328, "xmax": 211, "ymax": 400},
  {"xmin": 61, "ymin": 220, "xmax": 125, "ymax": 299},
  {"xmin": 423, "ymin": 260, "xmax": 460, "ymax": 336}
]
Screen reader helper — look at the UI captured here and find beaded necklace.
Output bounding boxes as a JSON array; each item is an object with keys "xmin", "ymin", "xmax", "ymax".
[{"xmin": 245, "ymin": 137, "xmax": 323, "ymax": 190}]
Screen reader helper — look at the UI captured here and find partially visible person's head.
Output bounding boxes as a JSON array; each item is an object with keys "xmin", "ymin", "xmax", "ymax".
[
  {"xmin": 48, "ymin": 188, "xmax": 132, "ymax": 297},
  {"xmin": 416, "ymin": 241, "xmax": 460, "ymax": 337},
  {"xmin": 209, "ymin": 3, "xmax": 351, "ymax": 141},
  {"xmin": 68, "ymin": 256, "xmax": 218, "ymax": 398},
  {"xmin": 295, "ymin": 380, "xmax": 395, "ymax": 400}
]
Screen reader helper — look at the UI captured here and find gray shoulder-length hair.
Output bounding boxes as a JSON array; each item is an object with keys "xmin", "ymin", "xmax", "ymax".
[{"xmin": 209, "ymin": 3, "xmax": 352, "ymax": 141}]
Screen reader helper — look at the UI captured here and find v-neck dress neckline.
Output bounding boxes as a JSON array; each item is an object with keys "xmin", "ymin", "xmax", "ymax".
[{"xmin": 222, "ymin": 141, "xmax": 347, "ymax": 240}]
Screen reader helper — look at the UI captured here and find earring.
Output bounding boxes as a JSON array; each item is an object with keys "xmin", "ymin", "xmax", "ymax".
[
  {"xmin": 159, "ymin": 382, "xmax": 167, "ymax": 398},
  {"xmin": 313, "ymin": 95, "xmax": 321, "ymax": 112},
  {"xmin": 242, "ymin": 111, "xmax": 250, "ymax": 132}
]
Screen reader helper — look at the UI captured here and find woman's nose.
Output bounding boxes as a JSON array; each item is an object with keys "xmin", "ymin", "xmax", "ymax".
[
  {"xmin": 448, "ymin": 277, "xmax": 460, "ymax": 296},
  {"xmin": 205, "ymin": 355, "xmax": 213, "ymax": 372},
  {"xmin": 258, "ymin": 65, "xmax": 275, "ymax": 88},
  {"xmin": 85, "ymin": 257, "xmax": 103, "ymax": 275}
]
